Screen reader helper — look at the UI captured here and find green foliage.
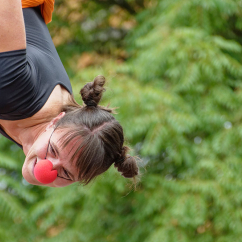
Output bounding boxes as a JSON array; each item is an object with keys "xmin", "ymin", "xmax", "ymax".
[{"xmin": 2, "ymin": 0, "xmax": 242, "ymax": 241}]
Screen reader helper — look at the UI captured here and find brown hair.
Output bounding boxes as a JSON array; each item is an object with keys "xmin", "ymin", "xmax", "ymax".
[{"xmin": 55, "ymin": 75, "xmax": 139, "ymax": 185}]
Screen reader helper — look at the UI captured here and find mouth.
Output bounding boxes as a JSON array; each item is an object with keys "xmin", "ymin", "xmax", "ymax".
[{"xmin": 32, "ymin": 158, "xmax": 37, "ymax": 177}]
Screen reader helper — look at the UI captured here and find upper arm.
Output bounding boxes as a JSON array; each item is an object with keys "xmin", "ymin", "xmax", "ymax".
[{"xmin": 0, "ymin": 0, "xmax": 26, "ymax": 52}]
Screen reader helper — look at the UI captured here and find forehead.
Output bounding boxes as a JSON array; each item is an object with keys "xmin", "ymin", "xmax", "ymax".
[{"xmin": 52, "ymin": 128, "xmax": 82, "ymax": 163}]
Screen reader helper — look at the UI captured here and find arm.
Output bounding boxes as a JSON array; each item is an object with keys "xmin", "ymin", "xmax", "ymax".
[{"xmin": 0, "ymin": 0, "xmax": 26, "ymax": 52}]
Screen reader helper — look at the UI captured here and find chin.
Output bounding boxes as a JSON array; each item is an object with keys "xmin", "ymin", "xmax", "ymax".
[
  {"xmin": 22, "ymin": 157, "xmax": 38, "ymax": 185},
  {"xmin": 22, "ymin": 171, "xmax": 37, "ymax": 185},
  {"xmin": 22, "ymin": 170, "xmax": 47, "ymax": 186}
]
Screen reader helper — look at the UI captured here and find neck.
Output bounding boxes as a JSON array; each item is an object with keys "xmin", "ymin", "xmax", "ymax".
[{"xmin": 0, "ymin": 85, "xmax": 72, "ymax": 155}]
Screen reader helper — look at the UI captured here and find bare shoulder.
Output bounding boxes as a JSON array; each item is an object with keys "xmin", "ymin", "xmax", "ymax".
[
  {"xmin": 0, "ymin": 85, "xmax": 71, "ymax": 127},
  {"xmin": 34, "ymin": 85, "xmax": 71, "ymax": 119},
  {"xmin": 0, "ymin": 0, "xmax": 26, "ymax": 52},
  {"xmin": 0, "ymin": 85, "xmax": 71, "ymax": 144}
]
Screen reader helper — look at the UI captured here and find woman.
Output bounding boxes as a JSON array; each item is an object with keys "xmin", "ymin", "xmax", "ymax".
[{"xmin": 0, "ymin": 0, "xmax": 139, "ymax": 187}]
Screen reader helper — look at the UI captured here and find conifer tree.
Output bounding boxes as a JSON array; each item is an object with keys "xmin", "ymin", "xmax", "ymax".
[{"xmin": 2, "ymin": 1, "xmax": 242, "ymax": 241}]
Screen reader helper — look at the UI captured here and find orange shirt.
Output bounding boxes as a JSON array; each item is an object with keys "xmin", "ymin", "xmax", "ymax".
[{"xmin": 22, "ymin": 0, "xmax": 54, "ymax": 24}]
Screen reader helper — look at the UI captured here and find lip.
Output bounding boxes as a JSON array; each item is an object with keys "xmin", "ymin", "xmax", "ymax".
[{"xmin": 32, "ymin": 158, "xmax": 37, "ymax": 177}]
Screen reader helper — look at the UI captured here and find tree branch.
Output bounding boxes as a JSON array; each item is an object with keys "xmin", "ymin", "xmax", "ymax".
[{"xmin": 92, "ymin": 0, "xmax": 137, "ymax": 15}]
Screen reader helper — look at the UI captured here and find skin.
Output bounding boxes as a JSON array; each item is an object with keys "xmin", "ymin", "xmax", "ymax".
[
  {"xmin": 0, "ymin": 0, "xmax": 26, "ymax": 52},
  {"xmin": 0, "ymin": 85, "xmax": 78, "ymax": 187},
  {"xmin": 22, "ymin": 113, "xmax": 79, "ymax": 187},
  {"xmin": 0, "ymin": 1, "xmax": 79, "ymax": 187}
]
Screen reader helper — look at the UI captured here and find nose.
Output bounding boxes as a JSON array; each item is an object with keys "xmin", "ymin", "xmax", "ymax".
[
  {"xmin": 34, "ymin": 160, "xmax": 58, "ymax": 184},
  {"xmin": 51, "ymin": 158, "xmax": 62, "ymax": 172}
]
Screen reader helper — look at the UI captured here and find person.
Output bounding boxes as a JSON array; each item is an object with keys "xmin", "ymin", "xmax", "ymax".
[{"xmin": 0, "ymin": 0, "xmax": 139, "ymax": 187}]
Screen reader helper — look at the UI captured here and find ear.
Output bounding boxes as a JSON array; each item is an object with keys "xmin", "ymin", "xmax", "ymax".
[{"xmin": 45, "ymin": 112, "xmax": 66, "ymax": 131}]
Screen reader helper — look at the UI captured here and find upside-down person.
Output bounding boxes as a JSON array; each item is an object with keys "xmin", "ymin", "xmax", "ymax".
[{"xmin": 0, "ymin": 0, "xmax": 139, "ymax": 187}]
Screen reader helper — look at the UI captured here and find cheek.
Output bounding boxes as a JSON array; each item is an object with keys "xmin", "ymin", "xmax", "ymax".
[
  {"xmin": 22, "ymin": 140, "xmax": 48, "ymax": 178},
  {"xmin": 34, "ymin": 140, "xmax": 49, "ymax": 159},
  {"xmin": 34, "ymin": 130, "xmax": 55, "ymax": 159},
  {"xmin": 51, "ymin": 178, "xmax": 74, "ymax": 187}
]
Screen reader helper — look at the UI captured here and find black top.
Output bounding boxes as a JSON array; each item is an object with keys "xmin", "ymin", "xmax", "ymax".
[{"xmin": 0, "ymin": 7, "xmax": 72, "ymax": 148}]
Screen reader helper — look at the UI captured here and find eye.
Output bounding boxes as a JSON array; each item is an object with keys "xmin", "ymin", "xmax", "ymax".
[
  {"xmin": 63, "ymin": 168, "xmax": 71, "ymax": 180},
  {"xmin": 50, "ymin": 143, "xmax": 56, "ymax": 157}
]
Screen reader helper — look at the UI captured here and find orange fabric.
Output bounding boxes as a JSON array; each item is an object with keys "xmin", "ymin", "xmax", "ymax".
[{"xmin": 22, "ymin": 0, "xmax": 55, "ymax": 24}]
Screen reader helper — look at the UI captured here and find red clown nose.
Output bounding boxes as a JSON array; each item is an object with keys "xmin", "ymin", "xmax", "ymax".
[{"xmin": 34, "ymin": 160, "xmax": 58, "ymax": 184}]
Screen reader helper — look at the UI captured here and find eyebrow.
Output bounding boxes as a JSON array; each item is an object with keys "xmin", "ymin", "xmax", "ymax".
[{"xmin": 51, "ymin": 141, "xmax": 75, "ymax": 182}]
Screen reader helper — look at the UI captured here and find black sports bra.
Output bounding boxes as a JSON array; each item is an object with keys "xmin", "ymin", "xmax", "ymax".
[{"xmin": 0, "ymin": 8, "xmax": 72, "ymax": 148}]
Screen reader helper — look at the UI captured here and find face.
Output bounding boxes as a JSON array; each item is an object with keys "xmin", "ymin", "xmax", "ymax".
[{"xmin": 22, "ymin": 127, "xmax": 80, "ymax": 187}]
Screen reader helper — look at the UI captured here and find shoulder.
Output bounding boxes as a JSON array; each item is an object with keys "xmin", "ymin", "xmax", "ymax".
[
  {"xmin": 33, "ymin": 85, "xmax": 72, "ymax": 119},
  {"xmin": 0, "ymin": 85, "xmax": 71, "ymax": 144}
]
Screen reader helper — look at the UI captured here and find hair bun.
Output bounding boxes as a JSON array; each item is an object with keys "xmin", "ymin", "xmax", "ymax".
[
  {"xmin": 80, "ymin": 75, "xmax": 106, "ymax": 107},
  {"xmin": 114, "ymin": 146, "xmax": 139, "ymax": 178}
]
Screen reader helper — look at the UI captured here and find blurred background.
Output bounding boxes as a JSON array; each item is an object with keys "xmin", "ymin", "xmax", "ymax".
[{"xmin": 1, "ymin": 0, "xmax": 242, "ymax": 241}]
